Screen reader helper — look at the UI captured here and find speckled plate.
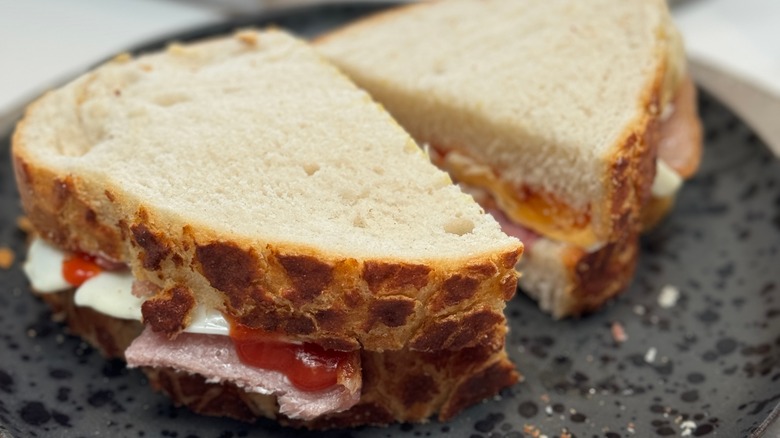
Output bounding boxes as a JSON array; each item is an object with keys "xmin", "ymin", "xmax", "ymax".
[{"xmin": 1, "ymin": 4, "xmax": 780, "ymax": 438}]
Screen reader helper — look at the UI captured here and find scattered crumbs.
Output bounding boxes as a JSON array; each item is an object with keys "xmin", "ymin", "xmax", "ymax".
[
  {"xmin": 627, "ymin": 421, "xmax": 636, "ymax": 434},
  {"xmin": 611, "ymin": 321, "xmax": 628, "ymax": 343},
  {"xmin": 523, "ymin": 424, "xmax": 541, "ymax": 437},
  {"xmin": 539, "ymin": 393, "xmax": 550, "ymax": 404},
  {"xmin": 545, "ymin": 405, "xmax": 553, "ymax": 416},
  {"xmin": 680, "ymin": 420, "xmax": 697, "ymax": 437},
  {"xmin": 17, "ymin": 215, "xmax": 33, "ymax": 234},
  {"xmin": 560, "ymin": 430, "xmax": 572, "ymax": 438},
  {"xmin": 633, "ymin": 304, "xmax": 646, "ymax": 315},
  {"xmin": 235, "ymin": 30, "xmax": 258, "ymax": 46},
  {"xmin": 645, "ymin": 347, "xmax": 657, "ymax": 363},
  {"xmin": 112, "ymin": 52, "xmax": 132, "ymax": 63},
  {"xmin": 658, "ymin": 284, "xmax": 680, "ymax": 308},
  {"xmin": 0, "ymin": 247, "xmax": 15, "ymax": 269}
]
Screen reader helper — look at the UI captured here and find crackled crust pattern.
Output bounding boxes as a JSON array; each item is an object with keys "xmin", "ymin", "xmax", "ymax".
[
  {"xmin": 39, "ymin": 290, "xmax": 519, "ymax": 428},
  {"xmin": 12, "ymin": 139, "xmax": 521, "ymax": 351}
]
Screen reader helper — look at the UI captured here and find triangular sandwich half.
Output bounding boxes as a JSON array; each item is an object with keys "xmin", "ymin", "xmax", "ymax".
[
  {"xmin": 13, "ymin": 29, "xmax": 523, "ymax": 427},
  {"xmin": 317, "ymin": 0, "xmax": 702, "ymax": 317}
]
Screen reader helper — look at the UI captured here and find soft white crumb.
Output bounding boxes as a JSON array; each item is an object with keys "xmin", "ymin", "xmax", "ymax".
[
  {"xmin": 658, "ymin": 284, "xmax": 680, "ymax": 308},
  {"xmin": 680, "ymin": 420, "xmax": 697, "ymax": 436},
  {"xmin": 644, "ymin": 347, "xmax": 657, "ymax": 363},
  {"xmin": 611, "ymin": 321, "xmax": 628, "ymax": 343}
]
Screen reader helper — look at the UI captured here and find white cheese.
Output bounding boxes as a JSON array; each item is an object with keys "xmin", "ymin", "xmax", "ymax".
[
  {"xmin": 651, "ymin": 159, "xmax": 683, "ymax": 198},
  {"xmin": 187, "ymin": 306, "xmax": 231, "ymax": 335},
  {"xmin": 658, "ymin": 284, "xmax": 681, "ymax": 308},
  {"xmin": 23, "ymin": 238, "xmax": 70, "ymax": 293},
  {"xmin": 74, "ymin": 271, "xmax": 141, "ymax": 320},
  {"xmin": 24, "ymin": 238, "xmax": 230, "ymax": 335}
]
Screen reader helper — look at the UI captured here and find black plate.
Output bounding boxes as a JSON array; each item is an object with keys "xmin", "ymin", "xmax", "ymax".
[{"xmin": 1, "ymin": 4, "xmax": 779, "ymax": 438}]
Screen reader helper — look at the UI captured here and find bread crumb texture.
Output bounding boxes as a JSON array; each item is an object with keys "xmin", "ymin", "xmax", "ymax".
[
  {"xmin": 318, "ymin": 0, "xmax": 676, "ymax": 246},
  {"xmin": 15, "ymin": 28, "xmax": 518, "ymax": 261}
]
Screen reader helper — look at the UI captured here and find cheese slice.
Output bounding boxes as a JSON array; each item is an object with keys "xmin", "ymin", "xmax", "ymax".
[
  {"xmin": 23, "ymin": 238, "xmax": 71, "ymax": 293},
  {"xmin": 650, "ymin": 159, "xmax": 684, "ymax": 198},
  {"xmin": 74, "ymin": 271, "xmax": 141, "ymax": 320},
  {"xmin": 24, "ymin": 238, "xmax": 231, "ymax": 335}
]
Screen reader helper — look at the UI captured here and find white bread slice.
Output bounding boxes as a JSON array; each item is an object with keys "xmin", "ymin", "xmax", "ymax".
[
  {"xmin": 317, "ymin": 0, "xmax": 682, "ymax": 250},
  {"xmin": 13, "ymin": 29, "xmax": 522, "ymax": 352}
]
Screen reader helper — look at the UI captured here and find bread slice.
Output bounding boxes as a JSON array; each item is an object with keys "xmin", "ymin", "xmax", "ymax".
[
  {"xmin": 317, "ymin": 0, "xmax": 680, "ymax": 250},
  {"xmin": 14, "ymin": 29, "xmax": 522, "ymax": 351},
  {"xmin": 520, "ymin": 76, "xmax": 702, "ymax": 318},
  {"xmin": 317, "ymin": 0, "xmax": 702, "ymax": 317}
]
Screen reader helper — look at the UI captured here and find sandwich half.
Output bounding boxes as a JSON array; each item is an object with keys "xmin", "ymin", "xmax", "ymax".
[
  {"xmin": 13, "ymin": 29, "xmax": 523, "ymax": 428},
  {"xmin": 317, "ymin": 0, "xmax": 703, "ymax": 318}
]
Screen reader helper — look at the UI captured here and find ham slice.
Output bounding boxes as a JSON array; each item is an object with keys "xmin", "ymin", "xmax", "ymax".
[
  {"xmin": 125, "ymin": 327, "xmax": 361, "ymax": 420},
  {"xmin": 657, "ymin": 76, "xmax": 703, "ymax": 179},
  {"xmin": 485, "ymin": 206, "xmax": 540, "ymax": 252}
]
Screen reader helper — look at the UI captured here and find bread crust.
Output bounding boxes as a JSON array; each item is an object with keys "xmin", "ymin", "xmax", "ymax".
[
  {"xmin": 520, "ymin": 75, "xmax": 702, "ymax": 317},
  {"xmin": 12, "ymin": 120, "xmax": 521, "ymax": 352},
  {"xmin": 517, "ymin": 231, "xmax": 639, "ymax": 319},
  {"xmin": 38, "ymin": 289, "xmax": 519, "ymax": 428}
]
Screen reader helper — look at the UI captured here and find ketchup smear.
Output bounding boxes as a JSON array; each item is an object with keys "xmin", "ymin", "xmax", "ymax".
[
  {"xmin": 62, "ymin": 253, "xmax": 103, "ymax": 286},
  {"xmin": 230, "ymin": 323, "xmax": 350, "ymax": 392}
]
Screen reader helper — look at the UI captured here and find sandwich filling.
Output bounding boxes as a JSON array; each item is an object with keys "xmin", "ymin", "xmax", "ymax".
[
  {"xmin": 431, "ymin": 72, "xmax": 701, "ymax": 255},
  {"xmin": 24, "ymin": 237, "xmax": 361, "ymax": 419}
]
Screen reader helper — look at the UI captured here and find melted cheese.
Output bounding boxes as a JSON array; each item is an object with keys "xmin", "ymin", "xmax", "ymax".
[
  {"xmin": 23, "ymin": 238, "xmax": 70, "ymax": 293},
  {"xmin": 651, "ymin": 159, "xmax": 683, "ymax": 198},
  {"xmin": 74, "ymin": 272, "xmax": 141, "ymax": 320},
  {"xmin": 24, "ymin": 238, "xmax": 230, "ymax": 335},
  {"xmin": 187, "ymin": 306, "xmax": 231, "ymax": 336}
]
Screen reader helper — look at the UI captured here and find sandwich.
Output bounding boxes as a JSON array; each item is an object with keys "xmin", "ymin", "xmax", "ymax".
[
  {"xmin": 12, "ymin": 29, "xmax": 523, "ymax": 428},
  {"xmin": 316, "ymin": 0, "xmax": 703, "ymax": 318}
]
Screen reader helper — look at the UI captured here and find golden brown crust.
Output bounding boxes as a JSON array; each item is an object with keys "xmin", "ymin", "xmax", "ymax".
[
  {"xmin": 362, "ymin": 261, "xmax": 431, "ymax": 295},
  {"xmin": 600, "ymin": 49, "xmax": 667, "ymax": 244},
  {"xmin": 12, "ymin": 142, "xmax": 124, "ymax": 263},
  {"xmin": 38, "ymin": 289, "xmax": 518, "ymax": 429},
  {"xmin": 142, "ymin": 285, "xmax": 196, "ymax": 336},
  {"xmin": 38, "ymin": 290, "xmax": 143, "ymax": 358},
  {"xmin": 641, "ymin": 194, "xmax": 676, "ymax": 231},
  {"xmin": 558, "ymin": 232, "xmax": 640, "ymax": 317},
  {"xmin": 12, "ymin": 137, "xmax": 521, "ymax": 352}
]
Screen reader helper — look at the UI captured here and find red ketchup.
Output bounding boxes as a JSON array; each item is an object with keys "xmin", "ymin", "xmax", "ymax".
[
  {"xmin": 62, "ymin": 253, "xmax": 103, "ymax": 286},
  {"xmin": 230, "ymin": 323, "xmax": 349, "ymax": 392}
]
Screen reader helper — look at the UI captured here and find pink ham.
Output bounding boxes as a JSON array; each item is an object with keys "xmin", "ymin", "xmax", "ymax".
[
  {"xmin": 125, "ymin": 327, "xmax": 361, "ymax": 420},
  {"xmin": 485, "ymin": 206, "xmax": 540, "ymax": 252}
]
